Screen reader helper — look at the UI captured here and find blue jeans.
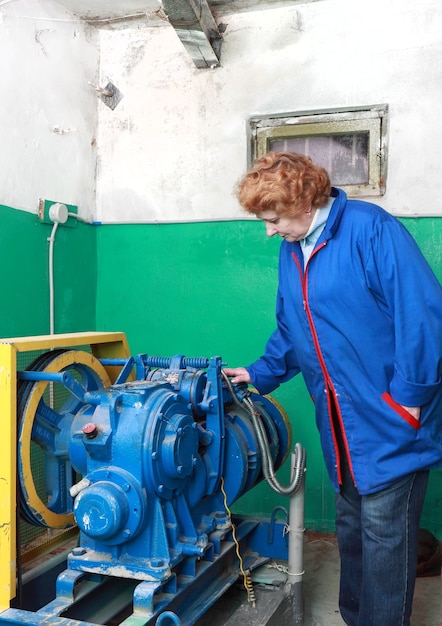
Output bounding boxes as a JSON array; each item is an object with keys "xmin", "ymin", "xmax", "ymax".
[{"xmin": 335, "ymin": 464, "xmax": 429, "ymax": 626}]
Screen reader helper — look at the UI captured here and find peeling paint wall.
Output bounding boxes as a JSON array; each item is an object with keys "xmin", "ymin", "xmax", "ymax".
[
  {"xmin": 96, "ymin": 0, "xmax": 442, "ymax": 223},
  {"xmin": 3, "ymin": 0, "xmax": 441, "ymax": 222},
  {"xmin": 0, "ymin": 0, "xmax": 99, "ymax": 220}
]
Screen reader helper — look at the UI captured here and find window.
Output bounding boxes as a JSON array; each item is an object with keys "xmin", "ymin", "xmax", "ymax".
[{"xmin": 249, "ymin": 105, "xmax": 388, "ymax": 197}]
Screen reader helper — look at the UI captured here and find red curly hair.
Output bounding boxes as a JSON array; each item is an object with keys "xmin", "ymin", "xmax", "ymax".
[{"xmin": 237, "ymin": 151, "xmax": 331, "ymax": 217}]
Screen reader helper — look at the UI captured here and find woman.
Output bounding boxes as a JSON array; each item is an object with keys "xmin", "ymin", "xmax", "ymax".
[{"xmin": 225, "ymin": 151, "xmax": 442, "ymax": 626}]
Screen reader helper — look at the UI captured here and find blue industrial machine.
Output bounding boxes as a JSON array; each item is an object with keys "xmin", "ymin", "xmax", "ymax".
[{"xmin": 2, "ymin": 350, "xmax": 305, "ymax": 625}]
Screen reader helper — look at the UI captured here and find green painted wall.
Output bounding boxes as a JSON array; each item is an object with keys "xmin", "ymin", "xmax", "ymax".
[
  {"xmin": 95, "ymin": 218, "xmax": 442, "ymax": 536},
  {"xmin": 0, "ymin": 204, "xmax": 440, "ymax": 534},
  {"xmin": 0, "ymin": 204, "xmax": 97, "ymax": 337}
]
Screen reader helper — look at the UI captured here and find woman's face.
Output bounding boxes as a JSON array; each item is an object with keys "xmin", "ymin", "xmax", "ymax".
[{"xmin": 258, "ymin": 208, "xmax": 316, "ymax": 242}]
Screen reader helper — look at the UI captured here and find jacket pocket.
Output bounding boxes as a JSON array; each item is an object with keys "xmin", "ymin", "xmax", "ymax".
[{"xmin": 381, "ymin": 392, "xmax": 421, "ymax": 430}]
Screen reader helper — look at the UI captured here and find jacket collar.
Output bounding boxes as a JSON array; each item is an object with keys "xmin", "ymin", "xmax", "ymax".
[
  {"xmin": 286, "ymin": 187, "xmax": 347, "ymax": 267},
  {"xmin": 320, "ymin": 187, "xmax": 347, "ymax": 242}
]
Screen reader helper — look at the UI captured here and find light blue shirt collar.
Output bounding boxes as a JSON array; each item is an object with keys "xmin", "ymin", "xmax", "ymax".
[{"xmin": 300, "ymin": 196, "xmax": 334, "ymax": 262}]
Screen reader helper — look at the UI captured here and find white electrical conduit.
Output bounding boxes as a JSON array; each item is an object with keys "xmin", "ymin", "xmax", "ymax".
[
  {"xmin": 48, "ymin": 221, "xmax": 59, "ymax": 336},
  {"xmin": 47, "ymin": 220, "xmax": 60, "ymax": 409},
  {"xmin": 47, "ymin": 204, "xmax": 90, "ymax": 404},
  {"xmin": 47, "ymin": 204, "xmax": 90, "ymax": 335}
]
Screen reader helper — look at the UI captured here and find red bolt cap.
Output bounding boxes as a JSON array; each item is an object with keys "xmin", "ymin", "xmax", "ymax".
[{"xmin": 82, "ymin": 423, "xmax": 98, "ymax": 437}]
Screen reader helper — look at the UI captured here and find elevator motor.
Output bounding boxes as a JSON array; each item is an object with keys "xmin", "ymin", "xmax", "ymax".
[
  {"xmin": 12, "ymin": 350, "xmax": 302, "ymax": 625},
  {"xmin": 68, "ymin": 353, "xmax": 292, "ymax": 579}
]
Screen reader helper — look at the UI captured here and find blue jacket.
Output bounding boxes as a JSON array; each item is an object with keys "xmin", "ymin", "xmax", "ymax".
[{"xmin": 247, "ymin": 188, "xmax": 442, "ymax": 494}]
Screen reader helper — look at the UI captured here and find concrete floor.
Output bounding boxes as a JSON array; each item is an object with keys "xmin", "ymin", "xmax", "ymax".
[
  {"xmin": 302, "ymin": 534, "xmax": 442, "ymax": 626},
  {"xmin": 198, "ymin": 533, "xmax": 442, "ymax": 626}
]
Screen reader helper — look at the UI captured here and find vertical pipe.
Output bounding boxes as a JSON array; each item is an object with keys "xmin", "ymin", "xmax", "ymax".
[
  {"xmin": 285, "ymin": 448, "xmax": 306, "ymax": 624},
  {"xmin": 48, "ymin": 221, "xmax": 58, "ymax": 335}
]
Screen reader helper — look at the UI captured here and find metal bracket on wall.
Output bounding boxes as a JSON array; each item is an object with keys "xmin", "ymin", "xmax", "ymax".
[
  {"xmin": 88, "ymin": 81, "xmax": 124, "ymax": 110},
  {"xmin": 162, "ymin": 0, "xmax": 223, "ymax": 69},
  {"xmin": 97, "ymin": 81, "xmax": 124, "ymax": 110}
]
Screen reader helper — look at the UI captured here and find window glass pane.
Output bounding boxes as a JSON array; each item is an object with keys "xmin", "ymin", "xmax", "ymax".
[{"xmin": 269, "ymin": 132, "xmax": 369, "ymax": 185}]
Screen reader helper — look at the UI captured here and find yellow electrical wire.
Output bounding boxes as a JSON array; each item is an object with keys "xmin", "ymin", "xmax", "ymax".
[{"xmin": 220, "ymin": 477, "xmax": 256, "ymax": 607}]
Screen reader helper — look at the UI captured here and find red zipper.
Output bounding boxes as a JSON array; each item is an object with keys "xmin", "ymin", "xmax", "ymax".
[{"xmin": 292, "ymin": 247, "xmax": 356, "ymax": 486}]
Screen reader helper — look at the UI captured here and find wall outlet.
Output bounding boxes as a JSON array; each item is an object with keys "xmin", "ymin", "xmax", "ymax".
[{"xmin": 38, "ymin": 199, "xmax": 78, "ymax": 228}]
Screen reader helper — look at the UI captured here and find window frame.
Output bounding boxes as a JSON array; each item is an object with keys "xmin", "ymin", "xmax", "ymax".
[{"xmin": 248, "ymin": 105, "xmax": 389, "ymax": 197}]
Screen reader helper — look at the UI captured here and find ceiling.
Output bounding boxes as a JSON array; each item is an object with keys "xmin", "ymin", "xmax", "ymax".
[
  {"xmin": 55, "ymin": 0, "xmax": 299, "ymax": 68},
  {"xmin": 55, "ymin": 0, "xmax": 298, "ymax": 25},
  {"xmin": 56, "ymin": 0, "xmax": 165, "ymax": 25}
]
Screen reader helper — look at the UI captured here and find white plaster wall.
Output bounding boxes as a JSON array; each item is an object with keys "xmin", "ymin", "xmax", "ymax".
[
  {"xmin": 96, "ymin": 0, "xmax": 442, "ymax": 222},
  {"xmin": 0, "ymin": 0, "xmax": 99, "ymax": 220}
]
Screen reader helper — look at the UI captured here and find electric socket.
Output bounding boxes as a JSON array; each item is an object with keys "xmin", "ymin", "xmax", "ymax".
[{"xmin": 38, "ymin": 199, "xmax": 78, "ymax": 228}]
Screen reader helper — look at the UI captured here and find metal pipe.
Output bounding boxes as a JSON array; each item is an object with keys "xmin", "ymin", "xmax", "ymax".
[{"xmin": 285, "ymin": 447, "xmax": 306, "ymax": 624}]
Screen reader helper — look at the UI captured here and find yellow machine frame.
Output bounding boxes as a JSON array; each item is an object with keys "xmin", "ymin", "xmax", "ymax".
[{"xmin": 0, "ymin": 331, "xmax": 130, "ymax": 611}]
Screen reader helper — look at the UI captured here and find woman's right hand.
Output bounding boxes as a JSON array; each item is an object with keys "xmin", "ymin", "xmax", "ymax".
[{"xmin": 223, "ymin": 367, "xmax": 251, "ymax": 385}]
